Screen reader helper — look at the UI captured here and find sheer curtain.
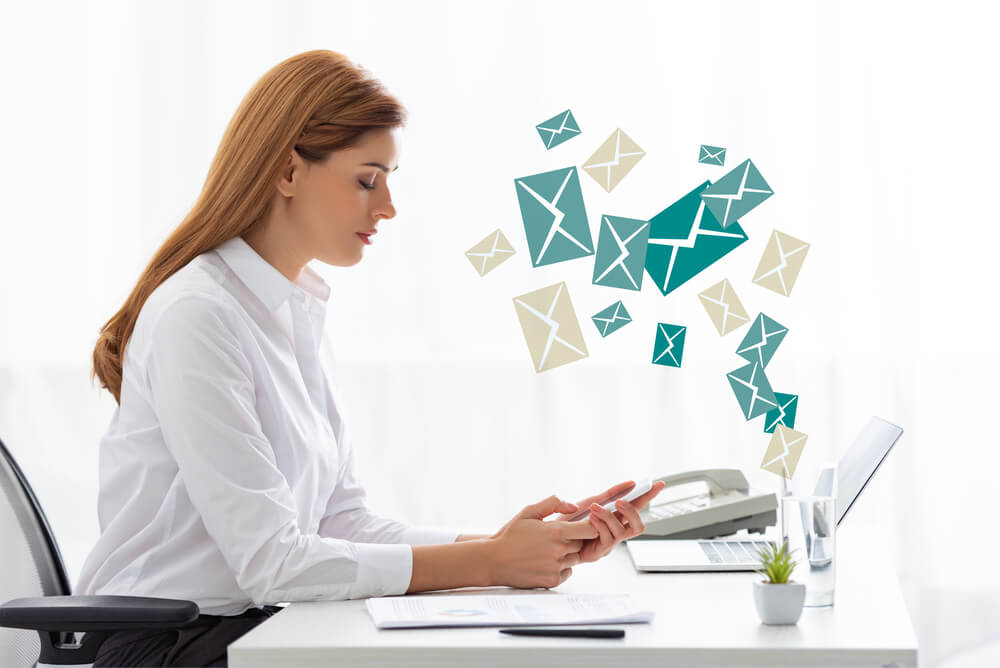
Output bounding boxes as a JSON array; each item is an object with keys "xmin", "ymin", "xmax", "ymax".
[{"xmin": 1, "ymin": 1, "xmax": 997, "ymax": 665}]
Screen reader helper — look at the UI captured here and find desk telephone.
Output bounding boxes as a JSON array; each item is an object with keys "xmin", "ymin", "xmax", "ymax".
[{"xmin": 632, "ymin": 469, "xmax": 777, "ymax": 540}]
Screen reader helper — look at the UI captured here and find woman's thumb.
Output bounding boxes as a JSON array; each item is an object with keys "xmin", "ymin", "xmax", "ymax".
[{"xmin": 520, "ymin": 494, "xmax": 579, "ymax": 520}]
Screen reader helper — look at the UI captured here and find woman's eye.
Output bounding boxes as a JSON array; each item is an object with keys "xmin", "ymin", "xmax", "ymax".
[{"xmin": 358, "ymin": 178, "xmax": 376, "ymax": 190}]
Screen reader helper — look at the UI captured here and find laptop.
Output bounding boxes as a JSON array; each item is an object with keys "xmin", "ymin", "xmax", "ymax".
[{"xmin": 625, "ymin": 416, "xmax": 904, "ymax": 572}]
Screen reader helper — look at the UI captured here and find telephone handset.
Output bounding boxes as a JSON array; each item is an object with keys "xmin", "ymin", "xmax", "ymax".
[{"xmin": 632, "ymin": 468, "xmax": 778, "ymax": 540}]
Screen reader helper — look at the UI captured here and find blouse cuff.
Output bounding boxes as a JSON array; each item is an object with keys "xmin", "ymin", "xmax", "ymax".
[{"xmin": 348, "ymin": 542, "xmax": 414, "ymax": 599}]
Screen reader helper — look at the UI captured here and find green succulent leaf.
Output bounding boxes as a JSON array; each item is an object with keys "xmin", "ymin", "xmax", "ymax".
[{"xmin": 755, "ymin": 539, "xmax": 799, "ymax": 584}]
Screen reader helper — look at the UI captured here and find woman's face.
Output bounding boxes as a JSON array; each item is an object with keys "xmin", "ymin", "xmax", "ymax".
[{"xmin": 283, "ymin": 127, "xmax": 400, "ymax": 267}]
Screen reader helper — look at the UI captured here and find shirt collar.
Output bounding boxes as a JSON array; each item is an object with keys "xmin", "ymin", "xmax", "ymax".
[{"xmin": 214, "ymin": 236, "xmax": 331, "ymax": 312}]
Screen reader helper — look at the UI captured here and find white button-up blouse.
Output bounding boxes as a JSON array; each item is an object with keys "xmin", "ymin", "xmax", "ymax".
[{"xmin": 75, "ymin": 236, "xmax": 458, "ymax": 616}]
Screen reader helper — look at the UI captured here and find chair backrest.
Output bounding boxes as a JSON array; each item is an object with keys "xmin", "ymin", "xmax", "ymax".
[{"xmin": 0, "ymin": 436, "xmax": 72, "ymax": 667}]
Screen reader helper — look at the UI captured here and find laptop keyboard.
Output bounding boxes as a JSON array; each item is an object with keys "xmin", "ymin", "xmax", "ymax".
[{"xmin": 699, "ymin": 540, "xmax": 772, "ymax": 564}]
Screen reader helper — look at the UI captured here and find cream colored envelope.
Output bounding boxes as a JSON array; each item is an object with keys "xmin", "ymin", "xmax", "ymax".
[
  {"xmin": 698, "ymin": 278, "xmax": 750, "ymax": 336},
  {"xmin": 753, "ymin": 230, "xmax": 811, "ymax": 297},
  {"xmin": 465, "ymin": 229, "xmax": 516, "ymax": 276},
  {"xmin": 512, "ymin": 282, "xmax": 589, "ymax": 373},
  {"xmin": 582, "ymin": 128, "xmax": 645, "ymax": 192},
  {"xmin": 760, "ymin": 425, "xmax": 808, "ymax": 479}
]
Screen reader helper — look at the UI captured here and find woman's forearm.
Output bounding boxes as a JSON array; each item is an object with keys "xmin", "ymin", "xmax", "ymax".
[
  {"xmin": 455, "ymin": 533, "xmax": 490, "ymax": 542},
  {"xmin": 409, "ymin": 539, "xmax": 493, "ymax": 593}
]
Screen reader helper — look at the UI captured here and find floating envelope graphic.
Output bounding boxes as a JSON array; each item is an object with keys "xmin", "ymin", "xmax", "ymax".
[
  {"xmin": 700, "ymin": 159, "xmax": 773, "ymax": 228},
  {"xmin": 698, "ymin": 144, "xmax": 726, "ymax": 166},
  {"xmin": 513, "ymin": 282, "xmax": 589, "ymax": 373},
  {"xmin": 736, "ymin": 313, "xmax": 788, "ymax": 368},
  {"xmin": 764, "ymin": 393, "xmax": 798, "ymax": 434},
  {"xmin": 698, "ymin": 278, "xmax": 750, "ymax": 336},
  {"xmin": 582, "ymin": 128, "xmax": 645, "ymax": 192},
  {"xmin": 592, "ymin": 300, "xmax": 631, "ymax": 337},
  {"xmin": 514, "ymin": 166, "xmax": 595, "ymax": 268},
  {"xmin": 761, "ymin": 425, "xmax": 808, "ymax": 479},
  {"xmin": 644, "ymin": 181, "xmax": 748, "ymax": 296},
  {"xmin": 726, "ymin": 362, "xmax": 779, "ymax": 420},
  {"xmin": 536, "ymin": 109, "xmax": 581, "ymax": 150},
  {"xmin": 651, "ymin": 323, "xmax": 686, "ymax": 368},
  {"xmin": 592, "ymin": 215, "xmax": 650, "ymax": 291},
  {"xmin": 465, "ymin": 229, "xmax": 516, "ymax": 276},
  {"xmin": 753, "ymin": 229, "xmax": 811, "ymax": 297}
]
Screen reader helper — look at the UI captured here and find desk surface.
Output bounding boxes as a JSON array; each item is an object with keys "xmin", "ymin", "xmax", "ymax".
[{"xmin": 229, "ymin": 526, "xmax": 918, "ymax": 667}]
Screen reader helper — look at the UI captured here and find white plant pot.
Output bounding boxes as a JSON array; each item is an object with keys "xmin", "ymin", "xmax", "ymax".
[{"xmin": 753, "ymin": 580, "xmax": 806, "ymax": 625}]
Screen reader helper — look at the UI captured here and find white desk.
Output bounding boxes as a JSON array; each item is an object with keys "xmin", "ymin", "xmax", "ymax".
[{"xmin": 229, "ymin": 526, "xmax": 918, "ymax": 667}]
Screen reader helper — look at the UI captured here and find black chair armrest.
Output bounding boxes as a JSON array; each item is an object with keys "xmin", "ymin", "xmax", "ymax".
[{"xmin": 0, "ymin": 595, "xmax": 199, "ymax": 632}]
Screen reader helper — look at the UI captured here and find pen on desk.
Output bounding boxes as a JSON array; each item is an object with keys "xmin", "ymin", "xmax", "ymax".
[{"xmin": 498, "ymin": 627, "xmax": 625, "ymax": 639}]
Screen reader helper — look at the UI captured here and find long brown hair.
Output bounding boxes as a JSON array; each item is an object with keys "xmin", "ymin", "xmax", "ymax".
[{"xmin": 92, "ymin": 49, "xmax": 406, "ymax": 404}]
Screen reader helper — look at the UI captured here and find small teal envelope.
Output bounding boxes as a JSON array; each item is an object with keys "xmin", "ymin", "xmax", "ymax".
[
  {"xmin": 736, "ymin": 313, "xmax": 788, "ymax": 368},
  {"xmin": 644, "ymin": 181, "xmax": 748, "ymax": 296},
  {"xmin": 514, "ymin": 166, "xmax": 595, "ymax": 267},
  {"xmin": 592, "ymin": 215, "xmax": 650, "ymax": 290},
  {"xmin": 536, "ymin": 109, "xmax": 581, "ymax": 150},
  {"xmin": 652, "ymin": 323, "xmax": 686, "ymax": 367},
  {"xmin": 698, "ymin": 144, "xmax": 726, "ymax": 165},
  {"xmin": 764, "ymin": 393, "xmax": 798, "ymax": 433},
  {"xmin": 726, "ymin": 362, "xmax": 779, "ymax": 420},
  {"xmin": 592, "ymin": 301, "xmax": 631, "ymax": 337},
  {"xmin": 700, "ymin": 159, "xmax": 774, "ymax": 228}
]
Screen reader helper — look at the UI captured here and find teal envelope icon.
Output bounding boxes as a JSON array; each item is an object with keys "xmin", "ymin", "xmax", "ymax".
[
  {"xmin": 536, "ymin": 109, "xmax": 581, "ymax": 150},
  {"xmin": 514, "ymin": 167, "xmax": 595, "ymax": 268},
  {"xmin": 592, "ymin": 300, "xmax": 631, "ymax": 337},
  {"xmin": 700, "ymin": 159, "xmax": 774, "ymax": 229},
  {"xmin": 726, "ymin": 362, "xmax": 779, "ymax": 420},
  {"xmin": 592, "ymin": 215, "xmax": 650, "ymax": 290},
  {"xmin": 652, "ymin": 323, "xmax": 686, "ymax": 367},
  {"xmin": 736, "ymin": 313, "xmax": 788, "ymax": 368},
  {"xmin": 698, "ymin": 144, "xmax": 726, "ymax": 166},
  {"xmin": 764, "ymin": 393, "xmax": 798, "ymax": 433},
  {"xmin": 644, "ymin": 181, "xmax": 748, "ymax": 296}
]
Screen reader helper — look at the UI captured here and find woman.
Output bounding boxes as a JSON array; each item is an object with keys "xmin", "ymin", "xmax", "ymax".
[{"xmin": 79, "ymin": 49, "xmax": 665, "ymax": 667}]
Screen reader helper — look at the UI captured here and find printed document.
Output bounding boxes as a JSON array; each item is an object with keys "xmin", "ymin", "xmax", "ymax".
[{"xmin": 366, "ymin": 593, "xmax": 654, "ymax": 629}]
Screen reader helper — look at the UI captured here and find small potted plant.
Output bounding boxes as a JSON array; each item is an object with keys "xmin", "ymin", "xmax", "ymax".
[{"xmin": 753, "ymin": 539, "xmax": 806, "ymax": 625}]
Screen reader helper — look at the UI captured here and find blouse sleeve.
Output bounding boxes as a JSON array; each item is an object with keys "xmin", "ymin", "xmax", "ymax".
[
  {"xmin": 317, "ymin": 421, "xmax": 460, "ymax": 546},
  {"xmin": 146, "ymin": 295, "xmax": 414, "ymax": 604}
]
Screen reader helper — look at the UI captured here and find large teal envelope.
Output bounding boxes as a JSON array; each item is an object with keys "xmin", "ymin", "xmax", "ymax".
[
  {"xmin": 700, "ymin": 159, "xmax": 773, "ymax": 229},
  {"xmin": 764, "ymin": 393, "xmax": 798, "ymax": 433},
  {"xmin": 514, "ymin": 167, "xmax": 595, "ymax": 268},
  {"xmin": 536, "ymin": 109, "xmax": 581, "ymax": 150},
  {"xmin": 644, "ymin": 181, "xmax": 748, "ymax": 296},
  {"xmin": 592, "ymin": 300, "xmax": 631, "ymax": 337},
  {"xmin": 652, "ymin": 323, "xmax": 686, "ymax": 367},
  {"xmin": 726, "ymin": 362, "xmax": 779, "ymax": 420},
  {"xmin": 592, "ymin": 215, "xmax": 650, "ymax": 290},
  {"xmin": 736, "ymin": 313, "xmax": 788, "ymax": 368}
]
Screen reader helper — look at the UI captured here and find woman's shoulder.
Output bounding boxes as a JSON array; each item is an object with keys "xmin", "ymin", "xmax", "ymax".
[{"xmin": 130, "ymin": 253, "xmax": 245, "ymax": 358}]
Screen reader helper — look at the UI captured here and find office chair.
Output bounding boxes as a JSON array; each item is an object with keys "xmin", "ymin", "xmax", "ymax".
[{"xmin": 0, "ymin": 436, "xmax": 199, "ymax": 667}]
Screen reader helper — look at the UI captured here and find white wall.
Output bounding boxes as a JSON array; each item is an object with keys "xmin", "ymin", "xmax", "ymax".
[{"xmin": 2, "ymin": 1, "xmax": 998, "ymax": 665}]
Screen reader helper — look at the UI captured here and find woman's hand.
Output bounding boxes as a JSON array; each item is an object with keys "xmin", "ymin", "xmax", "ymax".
[
  {"xmin": 488, "ymin": 495, "xmax": 599, "ymax": 589},
  {"xmin": 558, "ymin": 480, "xmax": 667, "ymax": 564}
]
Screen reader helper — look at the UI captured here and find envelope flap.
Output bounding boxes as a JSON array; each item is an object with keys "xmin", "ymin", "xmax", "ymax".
[{"xmin": 648, "ymin": 181, "xmax": 711, "ymax": 240}]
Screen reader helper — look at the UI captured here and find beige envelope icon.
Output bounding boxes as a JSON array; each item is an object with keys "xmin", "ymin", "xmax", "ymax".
[
  {"xmin": 512, "ymin": 282, "xmax": 589, "ymax": 373},
  {"xmin": 466, "ymin": 229, "xmax": 516, "ymax": 276},
  {"xmin": 753, "ymin": 230, "xmax": 811, "ymax": 297},
  {"xmin": 761, "ymin": 425, "xmax": 808, "ymax": 479},
  {"xmin": 582, "ymin": 128, "xmax": 646, "ymax": 192},
  {"xmin": 698, "ymin": 278, "xmax": 750, "ymax": 336}
]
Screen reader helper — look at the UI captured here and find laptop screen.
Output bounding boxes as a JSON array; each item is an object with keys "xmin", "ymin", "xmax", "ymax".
[{"xmin": 831, "ymin": 417, "xmax": 904, "ymax": 526}]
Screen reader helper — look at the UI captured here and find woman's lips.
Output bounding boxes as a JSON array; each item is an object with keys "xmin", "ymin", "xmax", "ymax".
[{"xmin": 356, "ymin": 232, "xmax": 373, "ymax": 245}]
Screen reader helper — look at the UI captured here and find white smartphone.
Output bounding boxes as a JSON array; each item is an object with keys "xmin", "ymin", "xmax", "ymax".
[{"xmin": 562, "ymin": 478, "xmax": 653, "ymax": 522}]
